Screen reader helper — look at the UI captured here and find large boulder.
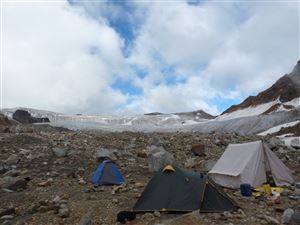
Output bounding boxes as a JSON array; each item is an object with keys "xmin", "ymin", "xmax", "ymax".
[
  {"xmin": 12, "ymin": 110, "xmax": 50, "ymax": 124},
  {"xmin": 52, "ymin": 147, "xmax": 67, "ymax": 158},
  {"xmin": 148, "ymin": 144, "xmax": 174, "ymax": 172},
  {"xmin": 268, "ymin": 137, "xmax": 284, "ymax": 150},
  {"xmin": 94, "ymin": 148, "xmax": 118, "ymax": 161},
  {"xmin": 0, "ymin": 176, "xmax": 27, "ymax": 191},
  {"xmin": 291, "ymin": 138, "xmax": 300, "ymax": 149},
  {"xmin": 282, "ymin": 208, "xmax": 294, "ymax": 224},
  {"xmin": 0, "ymin": 114, "xmax": 12, "ymax": 126},
  {"xmin": 0, "ymin": 114, "xmax": 14, "ymax": 133},
  {"xmin": 191, "ymin": 144, "xmax": 206, "ymax": 157},
  {"xmin": 78, "ymin": 212, "xmax": 92, "ymax": 225},
  {"xmin": 0, "ymin": 164, "xmax": 10, "ymax": 175}
]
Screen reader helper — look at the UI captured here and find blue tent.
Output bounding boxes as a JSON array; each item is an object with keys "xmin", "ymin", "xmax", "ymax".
[{"xmin": 91, "ymin": 160, "xmax": 125, "ymax": 186}]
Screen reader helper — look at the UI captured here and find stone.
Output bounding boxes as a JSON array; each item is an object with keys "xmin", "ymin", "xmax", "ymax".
[
  {"xmin": 281, "ymin": 208, "xmax": 294, "ymax": 224},
  {"xmin": 153, "ymin": 211, "xmax": 160, "ymax": 218},
  {"xmin": 264, "ymin": 215, "xmax": 279, "ymax": 224},
  {"xmin": 38, "ymin": 179, "xmax": 52, "ymax": 187},
  {"xmin": 134, "ymin": 183, "xmax": 144, "ymax": 188},
  {"xmin": 0, "ymin": 215, "xmax": 14, "ymax": 220},
  {"xmin": 0, "ymin": 209, "xmax": 15, "ymax": 218},
  {"xmin": 137, "ymin": 150, "xmax": 147, "ymax": 158},
  {"xmin": 0, "ymin": 164, "xmax": 10, "ymax": 175},
  {"xmin": 52, "ymin": 147, "xmax": 67, "ymax": 157},
  {"xmin": 291, "ymin": 138, "xmax": 300, "ymax": 149},
  {"xmin": 148, "ymin": 146, "xmax": 174, "ymax": 172},
  {"xmin": 0, "ymin": 176, "xmax": 27, "ymax": 191},
  {"xmin": 78, "ymin": 212, "xmax": 92, "ymax": 225},
  {"xmin": 58, "ymin": 206, "xmax": 70, "ymax": 218},
  {"xmin": 141, "ymin": 213, "xmax": 155, "ymax": 221},
  {"xmin": 268, "ymin": 137, "xmax": 284, "ymax": 150},
  {"xmin": 202, "ymin": 160, "xmax": 216, "ymax": 172},
  {"xmin": 291, "ymin": 212, "xmax": 300, "ymax": 225},
  {"xmin": 94, "ymin": 148, "xmax": 117, "ymax": 161},
  {"xmin": 52, "ymin": 195, "xmax": 61, "ymax": 204},
  {"xmin": 4, "ymin": 154, "xmax": 20, "ymax": 165},
  {"xmin": 185, "ymin": 157, "xmax": 198, "ymax": 168},
  {"xmin": 191, "ymin": 144, "xmax": 206, "ymax": 157},
  {"xmin": 112, "ymin": 198, "xmax": 118, "ymax": 204},
  {"xmin": 1, "ymin": 220, "xmax": 12, "ymax": 225},
  {"xmin": 164, "ymin": 211, "xmax": 204, "ymax": 225}
]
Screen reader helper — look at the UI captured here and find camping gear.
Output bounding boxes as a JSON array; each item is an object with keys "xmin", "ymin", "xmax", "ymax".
[
  {"xmin": 133, "ymin": 165, "xmax": 237, "ymax": 213},
  {"xmin": 263, "ymin": 184, "xmax": 272, "ymax": 196},
  {"xmin": 253, "ymin": 186, "xmax": 286, "ymax": 197},
  {"xmin": 91, "ymin": 160, "xmax": 124, "ymax": 186},
  {"xmin": 240, "ymin": 183, "xmax": 252, "ymax": 197},
  {"xmin": 209, "ymin": 141, "xmax": 294, "ymax": 189}
]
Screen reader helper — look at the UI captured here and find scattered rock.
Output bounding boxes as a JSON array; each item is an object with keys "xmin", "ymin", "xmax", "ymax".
[
  {"xmin": 268, "ymin": 137, "xmax": 284, "ymax": 150},
  {"xmin": 291, "ymin": 138, "xmax": 300, "ymax": 149},
  {"xmin": 137, "ymin": 149, "xmax": 148, "ymax": 158},
  {"xmin": 4, "ymin": 154, "xmax": 20, "ymax": 165},
  {"xmin": 148, "ymin": 145, "xmax": 174, "ymax": 172},
  {"xmin": 141, "ymin": 213, "xmax": 155, "ymax": 221},
  {"xmin": 291, "ymin": 211, "xmax": 300, "ymax": 225},
  {"xmin": 95, "ymin": 148, "xmax": 117, "ymax": 161},
  {"xmin": 164, "ymin": 211, "xmax": 204, "ymax": 225},
  {"xmin": 0, "ymin": 176, "xmax": 27, "ymax": 191},
  {"xmin": 0, "ymin": 164, "xmax": 10, "ymax": 175},
  {"xmin": 153, "ymin": 211, "xmax": 160, "ymax": 218},
  {"xmin": 78, "ymin": 212, "xmax": 92, "ymax": 225},
  {"xmin": 38, "ymin": 178, "xmax": 53, "ymax": 187},
  {"xmin": 0, "ymin": 215, "xmax": 14, "ymax": 220},
  {"xmin": 282, "ymin": 208, "xmax": 295, "ymax": 224},
  {"xmin": 0, "ymin": 209, "xmax": 15, "ymax": 218},
  {"xmin": 191, "ymin": 144, "xmax": 206, "ymax": 157},
  {"xmin": 58, "ymin": 204, "xmax": 70, "ymax": 218},
  {"xmin": 185, "ymin": 157, "xmax": 198, "ymax": 168},
  {"xmin": 264, "ymin": 215, "xmax": 280, "ymax": 224},
  {"xmin": 52, "ymin": 147, "xmax": 67, "ymax": 157}
]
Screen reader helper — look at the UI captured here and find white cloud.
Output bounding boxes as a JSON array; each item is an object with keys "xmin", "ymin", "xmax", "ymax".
[
  {"xmin": 2, "ymin": 1, "xmax": 299, "ymax": 115},
  {"xmin": 3, "ymin": 2, "xmax": 128, "ymax": 114},
  {"xmin": 127, "ymin": 1, "xmax": 299, "ymax": 113}
]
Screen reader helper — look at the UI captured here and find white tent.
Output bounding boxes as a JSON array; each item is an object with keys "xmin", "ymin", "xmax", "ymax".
[{"xmin": 208, "ymin": 141, "xmax": 294, "ymax": 188}]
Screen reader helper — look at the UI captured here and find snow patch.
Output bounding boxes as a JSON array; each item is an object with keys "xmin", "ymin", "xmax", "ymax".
[
  {"xmin": 285, "ymin": 97, "xmax": 300, "ymax": 108},
  {"xmin": 257, "ymin": 120, "xmax": 300, "ymax": 136},
  {"xmin": 280, "ymin": 136, "xmax": 300, "ymax": 146},
  {"xmin": 216, "ymin": 99, "xmax": 280, "ymax": 121}
]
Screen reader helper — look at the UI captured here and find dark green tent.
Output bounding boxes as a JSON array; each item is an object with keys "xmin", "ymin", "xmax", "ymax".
[{"xmin": 133, "ymin": 165, "xmax": 237, "ymax": 213}]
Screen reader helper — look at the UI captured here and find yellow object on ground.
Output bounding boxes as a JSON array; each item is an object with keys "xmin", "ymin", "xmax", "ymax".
[
  {"xmin": 263, "ymin": 184, "xmax": 272, "ymax": 196},
  {"xmin": 253, "ymin": 185, "xmax": 285, "ymax": 197}
]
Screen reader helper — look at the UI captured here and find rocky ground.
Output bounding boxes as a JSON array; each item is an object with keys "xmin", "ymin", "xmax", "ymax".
[{"xmin": 0, "ymin": 120, "xmax": 299, "ymax": 225}]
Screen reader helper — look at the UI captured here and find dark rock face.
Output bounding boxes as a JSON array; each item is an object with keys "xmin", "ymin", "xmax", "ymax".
[
  {"xmin": 222, "ymin": 60, "xmax": 300, "ymax": 115},
  {"xmin": 0, "ymin": 114, "xmax": 12, "ymax": 126},
  {"xmin": 12, "ymin": 110, "xmax": 50, "ymax": 124}
]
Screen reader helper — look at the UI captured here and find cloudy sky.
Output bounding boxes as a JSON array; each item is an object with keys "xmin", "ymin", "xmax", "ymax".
[{"xmin": 1, "ymin": 0, "xmax": 299, "ymax": 115}]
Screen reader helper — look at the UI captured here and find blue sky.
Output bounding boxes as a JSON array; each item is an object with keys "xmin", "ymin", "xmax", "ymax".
[{"xmin": 2, "ymin": 0, "xmax": 299, "ymax": 115}]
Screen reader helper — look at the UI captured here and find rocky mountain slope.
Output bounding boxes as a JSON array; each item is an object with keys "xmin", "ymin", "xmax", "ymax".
[{"xmin": 221, "ymin": 60, "xmax": 300, "ymax": 118}]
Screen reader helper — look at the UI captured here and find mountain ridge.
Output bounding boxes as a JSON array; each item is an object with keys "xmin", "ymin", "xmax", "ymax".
[{"xmin": 222, "ymin": 60, "xmax": 300, "ymax": 115}]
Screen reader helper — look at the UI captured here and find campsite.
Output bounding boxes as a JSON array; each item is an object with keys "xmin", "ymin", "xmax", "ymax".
[
  {"xmin": 0, "ymin": 123, "xmax": 299, "ymax": 225},
  {"xmin": 2, "ymin": 1, "xmax": 300, "ymax": 224}
]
